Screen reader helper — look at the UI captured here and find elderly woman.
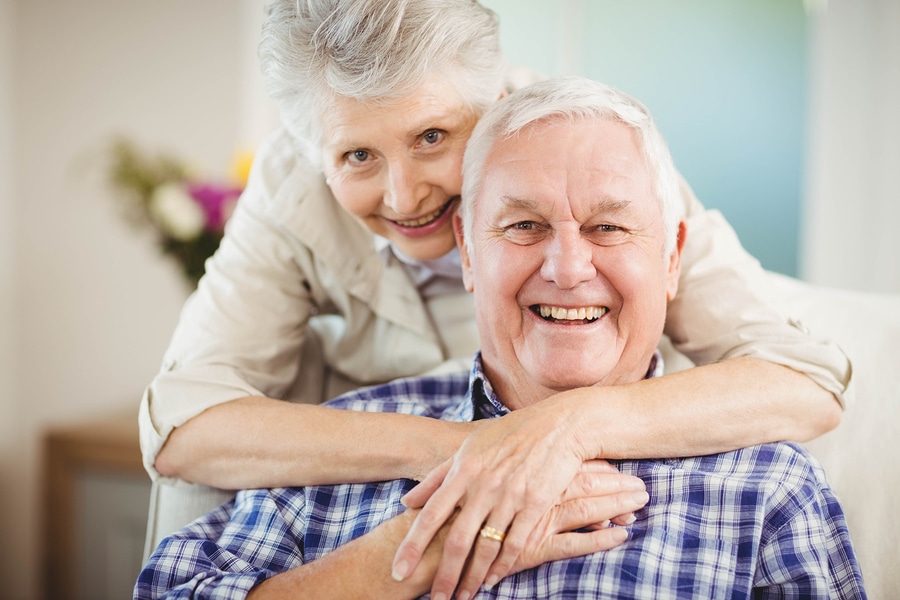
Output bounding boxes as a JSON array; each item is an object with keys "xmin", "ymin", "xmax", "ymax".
[{"xmin": 140, "ymin": 0, "xmax": 850, "ymax": 598}]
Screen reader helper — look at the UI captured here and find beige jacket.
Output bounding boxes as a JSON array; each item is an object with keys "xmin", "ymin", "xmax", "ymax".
[{"xmin": 139, "ymin": 129, "xmax": 851, "ymax": 482}]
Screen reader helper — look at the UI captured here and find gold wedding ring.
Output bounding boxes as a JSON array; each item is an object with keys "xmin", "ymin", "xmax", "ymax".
[{"xmin": 479, "ymin": 524, "xmax": 506, "ymax": 544}]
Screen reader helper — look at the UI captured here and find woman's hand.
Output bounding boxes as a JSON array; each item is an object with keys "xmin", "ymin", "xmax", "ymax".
[
  {"xmin": 391, "ymin": 400, "xmax": 639, "ymax": 600},
  {"xmin": 452, "ymin": 461, "xmax": 647, "ymax": 599}
]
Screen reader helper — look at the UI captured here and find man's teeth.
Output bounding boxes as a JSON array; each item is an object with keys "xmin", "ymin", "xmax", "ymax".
[{"xmin": 538, "ymin": 305, "xmax": 608, "ymax": 321}]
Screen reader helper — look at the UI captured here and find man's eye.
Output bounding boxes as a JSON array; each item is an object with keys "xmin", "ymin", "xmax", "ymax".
[
  {"xmin": 585, "ymin": 223, "xmax": 629, "ymax": 245},
  {"xmin": 513, "ymin": 221, "xmax": 536, "ymax": 230}
]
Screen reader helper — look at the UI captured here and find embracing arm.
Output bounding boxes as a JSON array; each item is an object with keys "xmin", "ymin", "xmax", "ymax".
[{"xmin": 155, "ymin": 397, "xmax": 470, "ymax": 488}]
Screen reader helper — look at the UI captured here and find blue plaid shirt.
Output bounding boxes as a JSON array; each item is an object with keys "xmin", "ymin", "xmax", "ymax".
[{"xmin": 136, "ymin": 355, "xmax": 866, "ymax": 598}]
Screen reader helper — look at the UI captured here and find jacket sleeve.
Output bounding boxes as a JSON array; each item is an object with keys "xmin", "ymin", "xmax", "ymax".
[
  {"xmin": 664, "ymin": 177, "xmax": 853, "ymax": 407},
  {"xmin": 139, "ymin": 133, "xmax": 323, "ymax": 482}
]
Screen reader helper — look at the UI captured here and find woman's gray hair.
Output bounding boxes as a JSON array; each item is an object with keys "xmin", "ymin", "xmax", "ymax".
[
  {"xmin": 461, "ymin": 76, "xmax": 684, "ymax": 255},
  {"xmin": 259, "ymin": 0, "xmax": 507, "ymax": 161}
]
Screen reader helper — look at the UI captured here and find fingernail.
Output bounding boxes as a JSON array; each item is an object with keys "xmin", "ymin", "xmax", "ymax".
[
  {"xmin": 457, "ymin": 592, "xmax": 470, "ymax": 600},
  {"xmin": 485, "ymin": 574, "xmax": 499, "ymax": 589},
  {"xmin": 624, "ymin": 513, "xmax": 636, "ymax": 525},
  {"xmin": 391, "ymin": 561, "xmax": 408, "ymax": 581},
  {"xmin": 632, "ymin": 491, "xmax": 649, "ymax": 504},
  {"xmin": 432, "ymin": 594, "xmax": 447, "ymax": 600}
]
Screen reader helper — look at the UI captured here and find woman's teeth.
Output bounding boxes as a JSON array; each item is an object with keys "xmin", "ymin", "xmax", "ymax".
[
  {"xmin": 394, "ymin": 200, "xmax": 453, "ymax": 228},
  {"xmin": 537, "ymin": 305, "xmax": 608, "ymax": 322}
]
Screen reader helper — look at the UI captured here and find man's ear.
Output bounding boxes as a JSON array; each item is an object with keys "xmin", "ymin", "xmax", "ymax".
[
  {"xmin": 665, "ymin": 220, "xmax": 687, "ymax": 302},
  {"xmin": 453, "ymin": 212, "xmax": 475, "ymax": 292}
]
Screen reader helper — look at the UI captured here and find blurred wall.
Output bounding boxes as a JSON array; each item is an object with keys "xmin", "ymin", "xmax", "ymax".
[
  {"xmin": 2, "ymin": 2, "xmax": 250, "ymax": 597},
  {"xmin": 482, "ymin": 0, "xmax": 808, "ymax": 277},
  {"xmin": 0, "ymin": 0, "xmax": 20, "ymax": 595},
  {"xmin": 803, "ymin": 0, "xmax": 900, "ymax": 294}
]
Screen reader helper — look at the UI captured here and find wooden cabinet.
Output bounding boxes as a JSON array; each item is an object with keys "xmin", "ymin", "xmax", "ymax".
[{"xmin": 42, "ymin": 413, "xmax": 151, "ymax": 600}]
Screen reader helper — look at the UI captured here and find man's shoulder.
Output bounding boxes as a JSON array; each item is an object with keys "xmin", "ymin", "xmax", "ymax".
[
  {"xmin": 683, "ymin": 442, "xmax": 826, "ymax": 486},
  {"xmin": 324, "ymin": 371, "xmax": 472, "ymax": 419}
]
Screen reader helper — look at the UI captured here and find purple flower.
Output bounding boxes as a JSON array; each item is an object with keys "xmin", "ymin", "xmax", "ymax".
[{"xmin": 187, "ymin": 182, "xmax": 243, "ymax": 231}]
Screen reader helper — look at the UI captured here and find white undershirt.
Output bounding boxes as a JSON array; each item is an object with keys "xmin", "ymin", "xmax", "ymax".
[{"xmin": 374, "ymin": 235, "xmax": 467, "ymax": 298}]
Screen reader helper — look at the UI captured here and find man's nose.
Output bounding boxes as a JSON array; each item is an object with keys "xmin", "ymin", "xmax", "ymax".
[
  {"xmin": 540, "ymin": 228, "xmax": 597, "ymax": 289},
  {"xmin": 384, "ymin": 161, "xmax": 429, "ymax": 216}
]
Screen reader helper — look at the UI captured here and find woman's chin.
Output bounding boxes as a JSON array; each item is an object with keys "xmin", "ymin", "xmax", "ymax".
[{"xmin": 381, "ymin": 229, "xmax": 458, "ymax": 261}]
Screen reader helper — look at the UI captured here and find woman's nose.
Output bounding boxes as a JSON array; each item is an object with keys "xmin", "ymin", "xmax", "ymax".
[
  {"xmin": 384, "ymin": 161, "xmax": 429, "ymax": 216},
  {"xmin": 539, "ymin": 229, "xmax": 597, "ymax": 289}
]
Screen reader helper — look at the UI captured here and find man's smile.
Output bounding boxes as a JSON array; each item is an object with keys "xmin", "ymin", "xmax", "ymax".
[{"xmin": 531, "ymin": 304, "xmax": 609, "ymax": 323}]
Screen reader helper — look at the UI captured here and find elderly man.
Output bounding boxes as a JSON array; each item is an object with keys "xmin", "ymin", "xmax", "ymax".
[{"xmin": 136, "ymin": 78, "xmax": 866, "ymax": 599}]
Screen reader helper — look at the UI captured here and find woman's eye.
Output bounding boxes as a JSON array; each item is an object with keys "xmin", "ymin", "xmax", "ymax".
[
  {"xmin": 421, "ymin": 130, "xmax": 443, "ymax": 145},
  {"xmin": 514, "ymin": 221, "xmax": 536, "ymax": 230},
  {"xmin": 347, "ymin": 149, "xmax": 370, "ymax": 164}
]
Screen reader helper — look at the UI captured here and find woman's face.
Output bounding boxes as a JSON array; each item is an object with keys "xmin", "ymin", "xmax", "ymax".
[{"xmin": 319, "ymin": 76, "xmax": 481, "ymax": 261}]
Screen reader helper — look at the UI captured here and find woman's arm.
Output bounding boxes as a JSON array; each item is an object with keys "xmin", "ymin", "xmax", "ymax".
[{"xmin": 155, "ymin": 397, "xmax": 471, "ymax": 488}]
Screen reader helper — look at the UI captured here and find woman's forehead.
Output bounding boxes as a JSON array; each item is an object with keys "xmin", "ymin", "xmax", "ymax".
[{"xmin": 322, "ymin": 92, "xmax": 478, "ymax": 150}]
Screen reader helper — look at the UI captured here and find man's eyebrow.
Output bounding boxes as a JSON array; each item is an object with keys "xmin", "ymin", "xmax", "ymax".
[
  {"xmin": 588, "ymin": 196, "xmax": 632, "ymax": 214},
  {"xmin": 498, "ymin": 195, "xmax": 542, "ymax": 211},
  {"xmin": 497, "ymin": 195, "xmax": 633, "ymax": 214}
]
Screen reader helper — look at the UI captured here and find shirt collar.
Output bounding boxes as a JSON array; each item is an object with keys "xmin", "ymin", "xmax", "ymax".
[
  {"xmin": 374, "ymin": 235, "xmax": 466, "ymax": 297},
  {"xmin": 451, "ymin": 350, "xmax": 666, "ymax": 422}
]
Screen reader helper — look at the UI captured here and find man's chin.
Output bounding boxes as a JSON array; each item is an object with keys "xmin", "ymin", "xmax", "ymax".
[{"xmin": 532, "ymin": 369, "xmax": 614, "ymax": 397}]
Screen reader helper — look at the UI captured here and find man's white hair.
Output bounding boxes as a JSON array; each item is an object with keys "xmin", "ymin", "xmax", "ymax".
[
  {"xmin": 259, "ymin": 0, "xmax": 507, "ymax": 162},
  {"xmin": 461, "ymin": 76, "xmax": 684, "ymax": 255}
]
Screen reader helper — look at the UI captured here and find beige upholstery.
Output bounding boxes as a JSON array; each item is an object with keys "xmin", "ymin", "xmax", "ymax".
[
  {"xmin": 142, "ymin": 482, "xmax": 234, "ymax": 562},
  {"xmin": 143, "ymin": 273, "xmax": 900, "ymax": 596},
  {"xmin": 769, "ymin": 273, "xmax": 900, "ymax": 598}
]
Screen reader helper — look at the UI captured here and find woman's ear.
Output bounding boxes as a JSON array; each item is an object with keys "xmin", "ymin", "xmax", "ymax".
[{"xmin": 453, "ymin": 212, "xmax": 475, "ymax": 292}]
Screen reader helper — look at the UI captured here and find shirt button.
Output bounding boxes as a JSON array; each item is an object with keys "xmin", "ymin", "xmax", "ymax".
[{"xmin": 788, "ymin": 317, "xmax": 810, "ymax": 334}]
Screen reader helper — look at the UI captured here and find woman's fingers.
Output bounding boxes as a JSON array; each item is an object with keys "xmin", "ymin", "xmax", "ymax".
[
  {"xmin": 559, "ymin": 469, "xmax": 646, "ymax": 504},
  {"xmin": 449, "ymin": 511, "xmax": 510, "ymax": 600},
  {"xmin": 392, "ymin": 473, "xmax": 465, "ymax": 582},
  {"xmin": 537, "ymin": 527, "xmax": 629, "ymax": 564},
  {"xmin": 509, "ymin": 491, "xmax": 649, "ymax": 576},
  {"xmin": 428, "ymin": 488, "xmax": 517, "ymax": 599},
  {"xmin": 400, "ymin": 458, "xmax": 451, "ymax": 509},
  {"xmin": 551, "ymin": 491, "xmax": 649, "ymax": 535}
]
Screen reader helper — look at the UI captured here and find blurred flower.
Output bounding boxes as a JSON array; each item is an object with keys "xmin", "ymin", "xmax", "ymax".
[
  {"xmin": 150, "ymin": 182, "xmax": 206, "ymax": 241},
  {"xmin": 106, "ymin": 139, "xmax": 251, "ymax": 288},
  {"xmin": 186, "ymin": 182, "xmax": 242, "ymax": 231},
  {"xmin": 230, "ymin": 149, "xmax": 255, "ymax": 188}
]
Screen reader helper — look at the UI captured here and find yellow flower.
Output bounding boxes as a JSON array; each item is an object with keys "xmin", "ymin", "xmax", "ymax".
[{"xmin": 230, "ymin": 150, "xmax": 255, "ymax": 188}]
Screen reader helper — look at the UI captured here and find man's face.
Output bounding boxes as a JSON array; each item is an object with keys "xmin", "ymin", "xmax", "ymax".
[{"xmin": 456, "ymin": 116, "xmax": 685, "ymax": 410}]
